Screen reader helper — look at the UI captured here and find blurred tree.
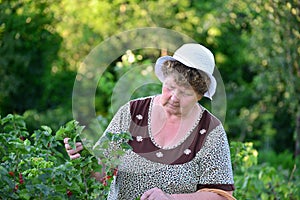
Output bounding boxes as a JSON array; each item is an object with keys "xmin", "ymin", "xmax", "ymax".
[
  {"xmin": 1, "ymin": 0, "xmax": 299, "ymax": 156},
  {"xmin": 246, "ymin": 0, "xmax": 300, "ymax": 155},
  {"xmin": 75, "ymin": 0, "xmax": 299, "ymax": 158},
  {"xmin": 219, "ymin": 0, "xmax": 300, "ymax": 154},
  {"xmin": 49, "ymin": 0, "xmax": 214, "ymax": 118},
  {"xmin": 0, "ymin": 0, "xmax": 62, "ymax": 115}
]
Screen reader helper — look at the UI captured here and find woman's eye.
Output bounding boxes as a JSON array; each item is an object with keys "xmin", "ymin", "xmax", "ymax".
[
  {"xmin": 166, "ymin": 85, "xmax": 174, "ymax": 90},
  {"xmin": 183, "ymin": 92, "xmax": 193, "ymax": 96},
  {"xmin": 176, "ymin": 91, "xmax": 188, "ymax": 97},
  {"xmin": 182, "ymin": 92, "xmax": 190, "ymax": 96}
]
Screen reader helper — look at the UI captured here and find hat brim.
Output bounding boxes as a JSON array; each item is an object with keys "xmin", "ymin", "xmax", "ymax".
[{"xmin": 154, "ymin": 56, "xmax": 216, "ymax": 100}]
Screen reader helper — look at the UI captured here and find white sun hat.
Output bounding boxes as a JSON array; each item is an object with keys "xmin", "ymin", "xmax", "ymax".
[{"xmin": 154, "ymin": 43, "xmax": 217, "ymax": 100}]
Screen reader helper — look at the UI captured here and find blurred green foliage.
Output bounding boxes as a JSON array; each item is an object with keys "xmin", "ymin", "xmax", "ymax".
[
  {"xmin": 0, "ymin": 0, "xmax": 63, "ymax": 113},
  {"xmin": 0, "ymin": 114, "xmax": 112, "ymax": 199},
  {"xmin": 0, "ymin": 0, "xmax": 299, "ymax": 197},
  {"xmin": 231, "ymin": 141, "xmax": 300, "ymax": 199},
  {"xmin": 1, "ymin": 114, "xmax": 299, "ymax": 199},
  {"xmin": 1, "ymin": 0, "xmax": 299, "ymax": 153}
]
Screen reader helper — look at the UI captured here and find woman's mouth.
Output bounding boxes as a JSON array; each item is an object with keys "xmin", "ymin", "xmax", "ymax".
[{"xmin": 167, "ymin": 103, "xmax": 180, "ymax": 109}]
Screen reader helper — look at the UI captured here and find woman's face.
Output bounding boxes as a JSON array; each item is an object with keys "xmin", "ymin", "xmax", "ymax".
[{"xmin": 160, "ymin": 76, "xmax": 202, "ymax": 117}]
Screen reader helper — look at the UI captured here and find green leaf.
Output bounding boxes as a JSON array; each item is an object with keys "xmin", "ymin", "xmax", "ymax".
[
  {"xmin": 120, "ymin": 143, "xmax": 132, "ymax": 151},
  {"xmin": 41, "ymin": 125, "xmax": 52, "ymax": 135},
  {"xmin": 19, "ymin": 189, "xmax": 31, "ymax": 200},
  {"xmin": 55, "ymin": 128, "xmax": 66, "ymax": 140},
  {"xmin": 24, "ymin": 139, "xmax": 31, "ymax": 152}
]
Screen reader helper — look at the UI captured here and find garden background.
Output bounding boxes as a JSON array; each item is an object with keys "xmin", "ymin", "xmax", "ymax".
[{"xmin": 0, "ymin": 0, "xmax": 299, "ymax": 199}]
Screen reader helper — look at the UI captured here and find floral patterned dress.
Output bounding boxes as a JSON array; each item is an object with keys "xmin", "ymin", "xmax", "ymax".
[{"xmin": 99, "ymin": 96, "xmax": 234, "ymax": 200}]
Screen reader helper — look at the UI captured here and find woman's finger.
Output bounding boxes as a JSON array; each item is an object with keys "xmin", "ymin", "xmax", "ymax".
[
  {"xmin": 75, "ymin": 142, "xmax": 83, "ymax": 147},
  {"xmin": 63, "ymin": 138, "xmax": 70, "ymax": 144},
  {"xmin": 67, "ymin": 145, "xmax": 83, "ymax": 155},
  {"xmin": 141, "ymin": 187, "xmax": 174, "ymax": 200},
  {"xmin": 65, "ymin": 143, "xmax": 71, "ymax": 150},
  {"xmin": 141, "ymin": 188, "xmax": 156, "ymax": 200},
  {"xmin": 65, "ymin": 142, "xmax": 82, "ymax": 150},
  {"xmin": 70, "ymin": 153, "xmax": 81, "ymax": 159}
]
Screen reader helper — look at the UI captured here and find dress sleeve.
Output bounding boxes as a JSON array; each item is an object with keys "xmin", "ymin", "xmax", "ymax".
[
  {"xmin": 105, "ymin": 102, "xmax": 131, "ymax": 134},
  {"xmin": 196, "ymin": 124, "xmax": 235, "ymax": 191},
  {"xmin": 93, "ymin": 102, "xmax": 131, "ymax": 158}
]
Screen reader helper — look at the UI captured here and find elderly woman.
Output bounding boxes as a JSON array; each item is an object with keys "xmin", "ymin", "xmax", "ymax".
[{"xmin": 65, "ymin": 43, "xmax": 235, "ymax": 200}]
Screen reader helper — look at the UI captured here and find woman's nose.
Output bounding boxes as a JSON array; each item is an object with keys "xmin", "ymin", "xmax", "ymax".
[{"xmin": 170, "ymin": 90, "xmax": 180, "ymax": 101}]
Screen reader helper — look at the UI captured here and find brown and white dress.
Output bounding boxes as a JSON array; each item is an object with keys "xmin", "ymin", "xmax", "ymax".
[{"xmin": 100, "ymin": 96, "xmax": 234, "ymax": 200}]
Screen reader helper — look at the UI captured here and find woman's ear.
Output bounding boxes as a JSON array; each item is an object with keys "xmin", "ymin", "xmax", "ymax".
[{"xmin": 196, "ymin": 94, "xmax": 203, "ymax": 101}]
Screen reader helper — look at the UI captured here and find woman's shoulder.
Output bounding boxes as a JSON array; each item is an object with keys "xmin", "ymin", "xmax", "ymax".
[
  {"xmin": 200, "ymin": 105, "xmax": 221, "ymax": 122},
  {"xmin": 114, "ymin": 96, "xmax": 156, "ymax": 116},
  {"xmin": 129, "ymin": 95, "xmax": 156, "ymax": 108},
  {"xmin": 199, "ymin": 105, "xmax": 223, "ymax": 132},
  {"xmin": 129, "ymin": 95, "xmax": 155, "ymax": 103}
]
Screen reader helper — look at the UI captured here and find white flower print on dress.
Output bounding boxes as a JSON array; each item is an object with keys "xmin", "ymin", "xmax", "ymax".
[
  {"xmin": 136, "ymin": 114, "xmax": 143, "ymax": 120},
  {"xmin": 136, "ymin": 136, "xmax": 143, "ymax": 142},
  {"xmin": 184, "ymin": 149, "xmax": 192, "ymax": 155},
  {"xmin": 156, "ymin": 152, "xmax": 163, "ymax": 158}
]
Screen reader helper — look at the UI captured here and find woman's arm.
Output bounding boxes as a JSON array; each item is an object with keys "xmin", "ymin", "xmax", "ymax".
[
  {"xmin": 140, "ymin": 187, "xmax": 235, "ymax": 200},
  {"xmin": 64, "ymin": 138, "xmax": 106, "ymax": 182},
  {"xmin": 171, "ymin": 190, "xmax": 235, "ymax": 200}
]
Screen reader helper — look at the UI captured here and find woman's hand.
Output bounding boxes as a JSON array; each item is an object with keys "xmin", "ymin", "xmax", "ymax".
[
  {"xmin": 141, "ymin": 187, "xmax": 174, "ymax": 200},
  {"xmin": 64, "ymin": 138, "xmax": 83, "ymax": 159}
]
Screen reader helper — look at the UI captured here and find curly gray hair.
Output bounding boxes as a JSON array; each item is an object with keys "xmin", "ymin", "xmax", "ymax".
[{"xmin": 161, "ymin": 60, "xmax": 211, "ymax": 96}]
